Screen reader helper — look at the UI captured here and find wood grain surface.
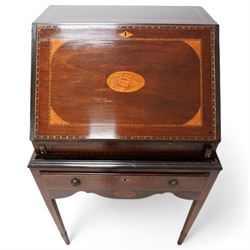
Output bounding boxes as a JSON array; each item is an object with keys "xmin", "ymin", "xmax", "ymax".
[{"xmin": 33, "ymin": 25, "xmax": 217, "ymax": 141}]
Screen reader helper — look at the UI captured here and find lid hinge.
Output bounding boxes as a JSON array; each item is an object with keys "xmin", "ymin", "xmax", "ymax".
[
  {"xmin": 38, "ymin": 145, "xmax": 47, "ymax": 155},
  {"xmin": 204, "ymin": 144, "xmax": 216, "ymax": 159},
  {"xmin": 204, "ymin": 147, "xmax": 213, "ymax": 158}
]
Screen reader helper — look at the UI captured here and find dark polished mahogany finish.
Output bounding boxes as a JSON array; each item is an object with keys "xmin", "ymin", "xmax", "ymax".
[
  {"xmin": 35, "ymin": 26, "xmax": 215, "ymax": 138},
  {"xmin": 29, "ymin": 6, "xmax": 222, "ymax": 245},
  {"xmin": 29, "ymin": 152, "xmax": 221, "ymax": 245},
  {"xmin": 31, "ymin": 6, "xmax": 220, "ymax": 158}
]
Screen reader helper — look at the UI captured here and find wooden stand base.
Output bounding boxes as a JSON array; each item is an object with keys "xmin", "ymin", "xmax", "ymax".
[{"xmin": 29, "ymin": 153, "xmax": 221, "ymax": 245}]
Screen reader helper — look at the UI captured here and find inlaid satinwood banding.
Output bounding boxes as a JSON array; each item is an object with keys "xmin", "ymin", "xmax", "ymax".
[{"xmin": 34, "ymin": 25, "xmax": 216, "ymax": 140}]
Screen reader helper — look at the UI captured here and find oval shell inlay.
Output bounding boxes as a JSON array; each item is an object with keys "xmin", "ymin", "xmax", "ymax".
[
  {"xmin": 114, "ymin": 190, "xmax": 137, "ymax": 198},
  {"xmin": 106, "ymin": 71, "xmax": 145, "ymax": 93}
]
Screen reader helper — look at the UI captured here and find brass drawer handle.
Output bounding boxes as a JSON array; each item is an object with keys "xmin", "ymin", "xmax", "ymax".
[
  {"xmin": 168, "ymin": 179, "xmax": 178, "ymax": 187},
  {"xmin": 71, "ymin": 178, "xmax": 81, "ymax": 187}
]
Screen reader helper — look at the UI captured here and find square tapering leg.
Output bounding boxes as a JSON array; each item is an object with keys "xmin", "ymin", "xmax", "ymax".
[{"xmin": 177, "ymin": 171, "xmax": 220, "ymax": 244}]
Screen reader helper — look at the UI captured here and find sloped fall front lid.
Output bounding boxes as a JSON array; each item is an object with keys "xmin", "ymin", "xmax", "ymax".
[{"xmin": 31, "ymin": 10, "xmax": 220, "ymax": 142}]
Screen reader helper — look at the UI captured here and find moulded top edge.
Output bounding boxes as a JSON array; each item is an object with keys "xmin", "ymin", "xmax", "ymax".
[{"xmin": 33, "ymin": 5, "xmax": 218, "ymax": 25}]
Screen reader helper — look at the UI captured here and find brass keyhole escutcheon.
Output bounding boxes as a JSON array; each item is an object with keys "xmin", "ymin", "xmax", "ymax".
[
  {"xmin": 71, "ymin": 178, "xmax": 81, "ymax": 187},
  {"xmin": 119, "ymin": 31, "xmax": 133, "ymax": 38},
  {"xmin": 169, "ymin": 179, "xmax": 178, "ymax": 187}
]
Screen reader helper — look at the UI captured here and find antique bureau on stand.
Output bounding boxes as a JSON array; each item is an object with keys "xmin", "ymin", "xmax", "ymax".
[{"xmin": 29, "ymin": 6, "xmax": 222, "ymax": 245}]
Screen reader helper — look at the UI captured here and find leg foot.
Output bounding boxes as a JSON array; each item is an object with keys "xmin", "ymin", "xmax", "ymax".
[
  {"xmin": 61, "ymin": 231, "xmax": 70, "ymax": 245},
  {"xmin": 177, "ymin": 233, "xmax": 187, "ymax": 245}
]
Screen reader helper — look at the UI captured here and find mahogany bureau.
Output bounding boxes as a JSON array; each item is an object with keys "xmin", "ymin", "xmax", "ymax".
[{"xmin": 28, "ymin": 6, "xmax": 222, "ymax": 245}]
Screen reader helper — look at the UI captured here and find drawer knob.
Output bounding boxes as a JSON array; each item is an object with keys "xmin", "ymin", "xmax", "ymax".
[
  {"xmin": 169, "ymin": 179, "xmax": 178, "ymax": 187},
  {"xmin": 71, "ymin": 178, "xmax": 81, "ymax": 187}
]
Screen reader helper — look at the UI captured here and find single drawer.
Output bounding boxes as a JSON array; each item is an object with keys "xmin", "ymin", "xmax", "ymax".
[{"xmin": 41, "ymin": 172, "xmax": 208, "ymax": 195}]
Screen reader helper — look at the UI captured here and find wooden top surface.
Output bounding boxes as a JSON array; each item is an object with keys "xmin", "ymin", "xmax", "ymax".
[{"xmin": 34, "ymin": 6, "xmax": 217, "ymax": 25}]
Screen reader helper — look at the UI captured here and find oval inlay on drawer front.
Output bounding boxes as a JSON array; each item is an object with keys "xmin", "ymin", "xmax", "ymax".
[{"xmin": 114, "ymin": 190, "xmax": 137, "ymax": 198}]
